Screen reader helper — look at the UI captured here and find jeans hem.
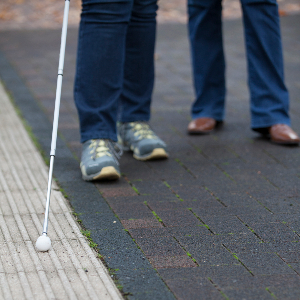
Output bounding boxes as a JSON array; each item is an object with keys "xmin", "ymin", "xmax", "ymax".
[
  {"xmin": 251, "ymin": 119, "xmax": 291, "ymax": 131},
  {"xmin": 120, "ymin": 115, "xmax": 150, "ymax": 123},
  {"xmin": 81, "ymin": 131, "xmax": 118, "ymax": 144},
  {"xmin": 191, "ymin": 113, "xmax": 224, "ymax": 122}
]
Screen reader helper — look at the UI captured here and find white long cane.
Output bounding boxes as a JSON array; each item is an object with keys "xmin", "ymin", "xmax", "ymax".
[{"xmin": 36, "ymin": 0, "xmax": 70, "ymax": 251}]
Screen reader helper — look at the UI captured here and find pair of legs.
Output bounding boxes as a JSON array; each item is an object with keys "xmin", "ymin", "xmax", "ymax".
[
  {"xmin": 74, "ymin": 0, "xmax": 157, "ymax": 143},
  {"xmin": 188, "ymin": 0, "xmax": 291, "ymax": 131},
  {"xmin": 74, "ymin": 0, "xmax": 168, "ymax": 181}
]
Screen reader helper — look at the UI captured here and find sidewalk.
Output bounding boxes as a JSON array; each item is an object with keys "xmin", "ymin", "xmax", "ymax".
[
  {"xmin": 0, "ymin": 14, "xmax": 300, "ymax": 300},
  {"xmin": 0, "ymin": 81, "xmax": 122, "ymax": 299}
]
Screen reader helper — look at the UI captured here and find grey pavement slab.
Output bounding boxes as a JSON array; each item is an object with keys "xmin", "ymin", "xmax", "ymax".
[{"xmin": 0, "ymin": 14, "xmax": 300, "ymax": 300}]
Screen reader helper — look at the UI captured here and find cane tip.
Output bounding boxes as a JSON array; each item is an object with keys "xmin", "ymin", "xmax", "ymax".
[{"xmin": 36, "ymin": 235, "xmax": 51, "ymax": 252}]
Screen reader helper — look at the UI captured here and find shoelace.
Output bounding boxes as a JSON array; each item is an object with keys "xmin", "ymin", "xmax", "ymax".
[
  {"xmin": 130, "ymin": 122, "xmax": 156, "ymax": 140},
  {"xmin": 89, "ymin": 139, "xmax": 123, "ymax": 165}
]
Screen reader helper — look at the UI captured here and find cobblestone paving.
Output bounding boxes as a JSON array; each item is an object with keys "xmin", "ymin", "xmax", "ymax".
[{"xmin": 0, "ymin": 12, "xmax": 300, "ymax": 300}]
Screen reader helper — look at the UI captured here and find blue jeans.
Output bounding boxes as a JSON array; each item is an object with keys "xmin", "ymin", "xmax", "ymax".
[
  {"xmin": 188, "ymin": 0, "xmax": 291, "ymax": 130},
  {"xmin": 74, "ymin": 0, "xmax": 158, "ymax": 143}
]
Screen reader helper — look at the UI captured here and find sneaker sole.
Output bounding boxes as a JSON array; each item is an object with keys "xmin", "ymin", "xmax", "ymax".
[
  {"xmin": 82, "ymin": 166, "xmax": 120, "ymax": 181},
  {"xmin": 133, "ymin": 148, "xmax": 169, "ymax": 161}
]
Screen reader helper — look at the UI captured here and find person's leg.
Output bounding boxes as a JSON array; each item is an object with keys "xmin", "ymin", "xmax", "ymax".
[
  {"xmin": 74, "ymin": 0, "xmax": 133, "ymax": 143},
  {"xmin": 117, "ymin": 0, "xmax": 168, "ymax": 161},
  {"xmin": 74, "ymin": 0, "xmax": 133, "ymax": 181},
  {"xmin": 188, "ymin": 0, "xmax": 225, "ymax": 121},
  {"xmin": 241, "ymin": 0, "xmax": 290, "ymax": 130},
  {"xmin": 119, "ymin": 0, "xmax": 158, "ymax": 122}
]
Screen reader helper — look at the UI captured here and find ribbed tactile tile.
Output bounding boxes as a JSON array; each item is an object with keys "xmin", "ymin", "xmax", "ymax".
[{"xmin": 0, "ymin": 81, "xmax": 123, "ymax": 300}]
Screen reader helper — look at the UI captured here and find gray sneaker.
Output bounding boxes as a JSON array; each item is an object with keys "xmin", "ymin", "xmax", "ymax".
[
  {"xmin": 80, "ymin": 139, "xmax": 122, "ymax": 181},
  {"xmin": 117, "ymin": 121, "xmax": 168, "ymax": 161}
]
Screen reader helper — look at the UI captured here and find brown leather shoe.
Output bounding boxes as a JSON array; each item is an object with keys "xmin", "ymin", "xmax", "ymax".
[
  {"xmin": 269, "ymin": 124, "xmax": 300, "ymax": 145},
  {"xmin": 188, "ymin": 117, "xmax": 216, "ymax": 134}
]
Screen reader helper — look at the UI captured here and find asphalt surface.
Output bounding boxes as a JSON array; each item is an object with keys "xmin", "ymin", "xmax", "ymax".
[{"xmin": 0, "ymin": 15, "xmax": 300, "ymax": 299}]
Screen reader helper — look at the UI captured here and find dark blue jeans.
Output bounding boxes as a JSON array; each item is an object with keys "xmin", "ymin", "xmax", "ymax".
[
  {"xmin": 74, "ymin": 0, "xmax": 158, "ymax": 143},
  {"xmin": 188, "ymin": 0, "xmax": 291, "ymax": 130}
]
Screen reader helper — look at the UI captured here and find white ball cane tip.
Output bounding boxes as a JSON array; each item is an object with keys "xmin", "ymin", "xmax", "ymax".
[{"xmin": 36, "ymin": 235, "xmax": 51, "ymax": 252}]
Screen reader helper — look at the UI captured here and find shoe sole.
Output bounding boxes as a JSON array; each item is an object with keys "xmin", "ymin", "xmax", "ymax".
[
  {"xmin": 133, "ymin": 148, "xmax": 169, "ymax": 161},
  {"xmin": 82, "ymin": 166, "xmax": 120, "ymax": 181}
]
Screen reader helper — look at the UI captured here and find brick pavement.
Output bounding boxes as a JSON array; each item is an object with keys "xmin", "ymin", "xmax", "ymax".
[{"xmin": 0, "ymin": 14, "xmax": 300, "ymax": 299}]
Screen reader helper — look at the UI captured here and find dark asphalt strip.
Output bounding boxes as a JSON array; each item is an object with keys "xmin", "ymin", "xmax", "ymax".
[{"xmin": 0, "ymin": 50, "xmax": 175, "ymax": 300}]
